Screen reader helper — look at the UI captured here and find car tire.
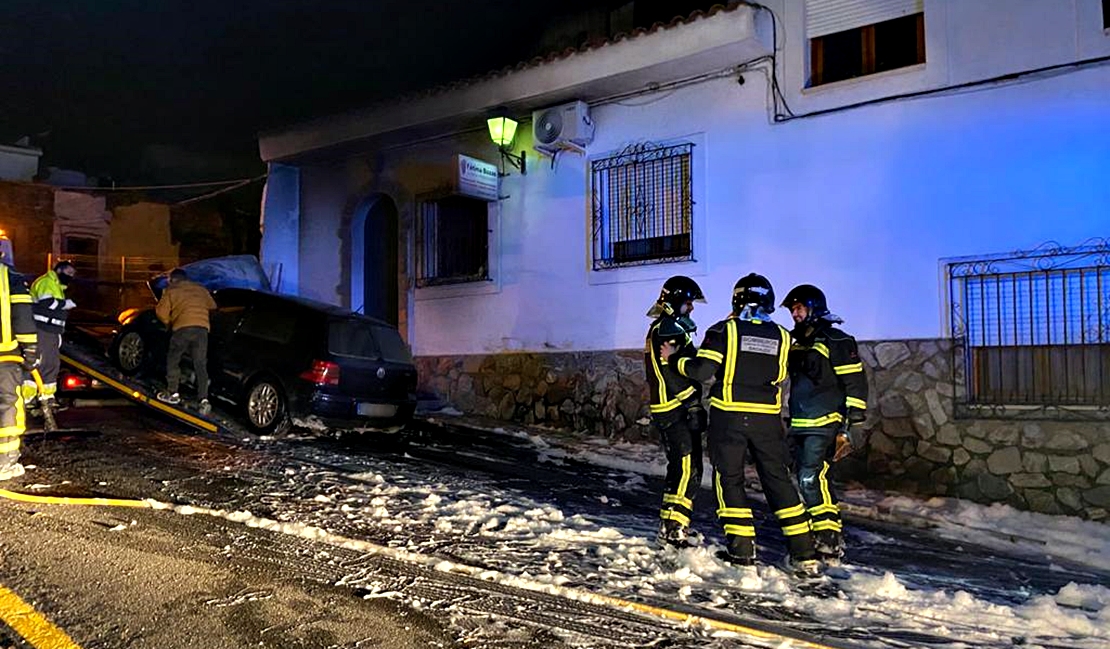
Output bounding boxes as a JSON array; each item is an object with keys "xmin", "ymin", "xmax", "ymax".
[
  {"xmin": 244, "ymin": 376, "xmax": 290, "ymax": 435},
  {"xmin": 111, "ymin": 328, "xmax": 149, "ymax": 376}
]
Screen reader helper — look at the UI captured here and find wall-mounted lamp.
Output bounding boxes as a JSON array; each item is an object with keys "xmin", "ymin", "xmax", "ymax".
[{"xmin": 487, "ymin": 111, "xmax": 526, "ymax": 175}]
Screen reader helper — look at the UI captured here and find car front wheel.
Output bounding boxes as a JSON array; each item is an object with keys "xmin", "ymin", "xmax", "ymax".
[
  {"xmin": 244, "ymin": 377, "xmax": 290, "ymax": 435},
  {"xmin": 111, "ymin": 329, "xmax": 148, "ymax": 376}
]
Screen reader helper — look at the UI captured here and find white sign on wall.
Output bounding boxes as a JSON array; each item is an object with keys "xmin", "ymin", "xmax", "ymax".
[{"xmin": 456, "ymin": 154, "xmax": 499, "ymax": 202}]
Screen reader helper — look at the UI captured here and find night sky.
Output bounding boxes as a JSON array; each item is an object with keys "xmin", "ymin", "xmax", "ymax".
[{"xmin": 1, "ymin": 0, "xmax": 614, "ymax": 184}]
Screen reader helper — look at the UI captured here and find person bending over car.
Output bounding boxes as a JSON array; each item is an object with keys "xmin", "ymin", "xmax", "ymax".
[{"xmin": 155, "ymin": 268, "xmax": 216, "ymax": 414}]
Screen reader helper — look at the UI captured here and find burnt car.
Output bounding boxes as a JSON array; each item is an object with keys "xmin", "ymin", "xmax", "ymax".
[{"xmin": 108, "ymin": 256, "xmax": 417, "ymax": 435}]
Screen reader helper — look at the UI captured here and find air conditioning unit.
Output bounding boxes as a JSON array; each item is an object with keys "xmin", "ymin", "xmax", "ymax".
[{"xmin": 532, "ymin": 101, "xmax": 594, "ymax": 154}]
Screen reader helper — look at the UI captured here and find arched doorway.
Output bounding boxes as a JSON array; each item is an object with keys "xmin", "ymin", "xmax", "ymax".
[{"xmin": 350, "ymin": 194, "xmax": 399, "ymax": 325}]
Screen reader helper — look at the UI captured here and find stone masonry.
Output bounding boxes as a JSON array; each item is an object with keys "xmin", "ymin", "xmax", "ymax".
[{"xmin": 416, "ymin": 338, "xmax": 1110, "ymax": 521}]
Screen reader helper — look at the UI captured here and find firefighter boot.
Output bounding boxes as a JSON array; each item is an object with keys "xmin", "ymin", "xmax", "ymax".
[
  {"xmin": 716, "ymin": 534, "xmax": 756, "ymax": 566},
  {"xmin": 814, "ymin": 530, "xmax": 844, "ymax": 563},
  {"xmin": 658, "ymin": 519, "xmax": 694, "ymax": 549}
]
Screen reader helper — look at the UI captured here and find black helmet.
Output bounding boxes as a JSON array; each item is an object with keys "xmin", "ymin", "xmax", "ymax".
[
  {"xmin": 648, "ymin": 275, "xmax": 705, "ymax": 317},
  {"xmin": 781, "ymin": 284, "xmax": 830, "ymax": 322},
  {"xmin": 731, "ymin": 273, "xmax": 775, "ymax": 313}
]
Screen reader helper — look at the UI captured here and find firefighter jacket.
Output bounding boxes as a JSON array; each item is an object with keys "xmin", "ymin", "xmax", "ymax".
[
  {"xmin": 30, "ymin": 270, "xmax": 68, "ymax": 334},
  {"xmin": 668, "ymin": 315, "xmax": 790, "ymax": 415},
  {"xmin": 787, "ymin": 321, "xmax": 868, "ymax": 429},
  {"xmin": 1, "ymin": 265, "xmax": 38, "ymax": 361},
  {"xmin": 645, "ymin": 315, "xmax": 700, "ymax": 417}
]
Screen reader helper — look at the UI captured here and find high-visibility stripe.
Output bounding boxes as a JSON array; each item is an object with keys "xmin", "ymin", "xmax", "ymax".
[
  {"xmin": 808, "ymin": 504, "xmax": 840, "ymax": 516},
  {"xmin": 811, "ymin": 520, "xmax": 843, "ymax": 532},
  {"xmin": 777, "ymin": 327, "xmax": 790, "ymax": 385},
  {"xmin": 723, "ymin": 524, "xmax": 756, "ymax": 537},
  {"xmin": 714, "ymin": 471, "xmax": 726, "ymax": 511},
  {"xmin": 649, "ymin": 324, "xmax": 669, "ymax": 406},
  {"xmin": 0, "ymin": 439, "xmax": 19, "ymax": 454},
  {"xmin": 0, "ymin": 355, "xmax": 22, "ymax": 363},
  {"xmin": 818, "ymin": 461, "xmax": 835, "ymax": 511},
  {"xmin": 792, "ymin": 413, "xmax": 844, "ymax": 427},
  {"xmin": 676, "ymin": 454, "xmax": 692, "ymax": 505},
  {"xmin": 675, "ymin": 386, "xmax": 695, "ymax": 402},
  {"xmin": 708, "ymin": 399, "xmax": 781, "ymax": 414},
  {"xmin": 834, "ymin": 363, "xmax": 863, "ymax": 375},
  {"xmin": 660, "ymin": 509, "xmax": 691, "ymax": 526},
  {"xmin": 9, "ymin": 295, "xmax": 32, "ymax": 304},
  {"xmin": 14, "ymin": 334, "xmax": 37, "ymax": 344},
  {"xmin": 0, "ymin": 426, "xmax": 23, "ymax": 438},
  {"xmin": 1, "ymin": 268, "xmax": 10, "ymax": 347},
  {"xmin": 781, "ymin": 521, "xmax": 812, "ymax": 537},
  {"xmin": 716, "ymin": 507, "xmax": 753, "ymax": 518},
  {"xmin": 663, "ymin": 493, "xmax": 694, "ymax": 509},
  {"xmin": 696, "ymin": 348, "xmax": 724, "ymax": 363},
  {"xmin": 846, "ymin": 397, "xmax": 868, "ymax": 410},
  {"xmin": 0, "ymin": 584, "xmax": 83, "ymax": 649},
  {"xmin": 723, "ymin": 320, "xmax": 737, "ymax": 403},
  {"xmin": 812, "ymin": 342, "xmax": 830, "ymax": 358},
  {"xmin": 774, "ymin": 503, "xmax": 806, "ymax": 519},
  {"xmin": 650, "ymin": 400, "xmax": 682, "ymax": 414}
]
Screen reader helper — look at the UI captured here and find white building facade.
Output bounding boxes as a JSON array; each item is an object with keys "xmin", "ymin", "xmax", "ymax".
[{"xmin": 258, "ymin": 0, "xmax": 1110, "ymax": 517}]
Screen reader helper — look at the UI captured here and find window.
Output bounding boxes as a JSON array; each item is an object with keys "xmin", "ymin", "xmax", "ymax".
[
  {"xmin": 238, "ymin": 305, "xmax": 298, "ymax": 345},
  {"xmin": 590, "ymin": 142, "xmax": 694, "ymax": 270},
  {"xmin": 416, "ymin": 195, "xmax": 489, "ymax": 287},
  {"xmin": 947, "ymin": 242, "xmax": 1110, "ymax": 414},
  {"xmin": 806, "ymin": 0, "xmax": 925, "ymax": 87}
]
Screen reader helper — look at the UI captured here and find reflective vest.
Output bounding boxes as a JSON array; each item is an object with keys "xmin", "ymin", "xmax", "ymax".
[
  {"xmin": 1, "ymin": 265, "xmax": 37, "ymax": 361},
  {"xmin": 30, "ymin": 270, "xmax": 68, "ymax": 334}
]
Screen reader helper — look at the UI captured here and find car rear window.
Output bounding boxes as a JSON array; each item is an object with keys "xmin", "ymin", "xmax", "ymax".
[{"xmin": 329, "ymin": 319, "xmax": 413, "ymax": 363}]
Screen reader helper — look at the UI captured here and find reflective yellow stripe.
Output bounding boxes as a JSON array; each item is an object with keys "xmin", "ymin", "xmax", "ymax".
[
  {"xmin": 0, "ymin": 439, "xmax": 19, "ymax": 454},
  {"xmin": 818, "ymin": 461, "xmax": 835, "ymax": 511},
  {"xmin": 716, "ymin": 507, "xmax": 753, "ymax": 518},
  {"xmin": 846, "ymin": 397, "xmax": 867, "ymax": 410},
  {"xmin": 650, "ymin": 399, "xmax": 682, "ymax": 414},
  {"xmin": 834, "ymin": 363, "xmax": 863, "ymax": 375},
  {"xmin": 9, "ymin": 294, "xmax": 32, "ymax": 304},
  {"xmin": 1, "ymin": 268, "xmax": 10, "ymax": 347},
  {"xmin": 774, "ymin": 503, "xmax": 806, "ymax": 519},
  {"xmin": 812, "ymin": 343, "xmax": 829, "ymax": 358},
  {"xmin": 708, "ymin": 398, "xmax": 781, "ymax": 414},
  {"xmin": 777, "ymin": 326, "xmax": 790, "ymax": 385},
  {"xmin": 696, "ymin": 348, "xmax": 723, "ymax": 362},
  {"xmin": 781, "ymin": 521, "xmax": 812, "ymax": 536},
  {"xmin": 660, "ymin": 509, "xmax": 691, "ymax": 526},
  {"xmin": 675, "ymin": 386, "xmax": 695, "ymax": 402},
  {"xmin": 723, "ymin": 524, "xmax": 756, "ymax": 537},
  {"xmin": 14, "ymin": 334, "xmax": 36, "ymax": 344},
  {"xmin": 676, "ymin": 356, "xmax": 689, "ymax": 376},
  {"xmin": 0, "ymin": 355, "xmax": 23, "ymax": 363},
  {"xmin": 0, "ymin": 584, "xmax": 83, "ymax": 649},
  {"xmin": 723, "ymin": 320, "xmax": 737, "ymax": 403},
  {"xmin": 811, "ymin": 520, "xmax": 843, "ymax": 532},
  {"xmin": 0, "ymin": 426, "xmax": 23, "ymax": 438},
  {"xmin": 649, "ymin": 324, "xmax": 669, "ymax": 406},
  {"xmin": 663, "ymin": 493, "xmax": 694, "ymax": 509},
  {"xmin": 792, "ymin": 413, "xmax": 844, "ymax": 427},
  {"xmin": 676, "ymin": 454, "xmax": 692, "ymax": 505},
  {"xmin": 808, "ymin": 504, "xmax": 840, "ymax": 516},
  {"xmin": 714, "ymin": 471, "xmax": 725, "ymax": 512}
]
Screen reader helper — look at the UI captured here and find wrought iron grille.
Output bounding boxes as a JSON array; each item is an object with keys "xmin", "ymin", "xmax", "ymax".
[
  {"xmin": 947, "ymin": 239, "xmax": 1110, "ymax": 416},
  {"xmin": 415, "ymin": 196, "xmax": 489, "ymax": 288},
  {"xmin": 591, "ymin": 142, "xmax": 694, "ymax": 270}
]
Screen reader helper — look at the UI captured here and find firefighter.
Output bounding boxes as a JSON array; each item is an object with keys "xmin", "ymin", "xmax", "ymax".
[
  {"xmin": 662, "ymin": 273, "xmax": 818, "ymax": 576},
  {"xmin": 781, "ymin": 284, "xmax": 868, "ymax": 562},
  {"xmin": 645, "ymin": 275, "xmax": 708, "ymax": 548},
  {"xmin": 0, "ymin": 255, "xmax": 39, "ymax": 480},
  {"xmin": 21, "ymin": 261, "xmax": 77, "ymax": 422}
]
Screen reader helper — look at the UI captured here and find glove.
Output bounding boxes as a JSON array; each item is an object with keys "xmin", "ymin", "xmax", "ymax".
[
  {"xmin": 832, "ymin": 420, "xmax": 863, "ymax": 462},
  {"xmin": 21, "ymin": 344, "xmax": 39, "ymax": 371},
  {"xmin": 686, "ymin": 404, "xmax": 707, "ymax": 435},
  {"xmin": 62, "ymin": 299, "xmax": 77, "ymax": 310}
]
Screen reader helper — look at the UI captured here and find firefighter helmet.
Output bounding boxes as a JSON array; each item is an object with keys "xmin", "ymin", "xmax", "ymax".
[
  {"xmin": 648, "ymin": 275, "xmax": 705, "ymax": 317},
  {"xmin": 731, "ymin": 273, "xmax": 775, "ymax": 314},
  {"xmin": 781, "ymin": 284, "xmax": 830, "ymax": 321}
]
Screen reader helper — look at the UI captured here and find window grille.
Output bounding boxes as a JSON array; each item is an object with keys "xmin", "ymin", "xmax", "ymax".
[
  {"xmin": 947, "ymin": 240, "xmax": 1110, "ymax": 416},
  {"xmin": 590, "ymin": 142, "xmax": 694, "ymax": 270},
  {"xmin": 415, "ymin": 195, "xmax": 489, "ymax": 287}
]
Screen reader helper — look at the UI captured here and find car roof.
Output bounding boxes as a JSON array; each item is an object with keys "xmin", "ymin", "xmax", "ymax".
[{"xmin": 215, "ymin": 288, "xmax": 396, "ymax": 328}]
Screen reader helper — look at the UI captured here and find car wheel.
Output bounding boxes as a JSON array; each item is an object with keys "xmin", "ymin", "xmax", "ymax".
[
  {"xmin": 111, "ymin": 329, "xmax": 148, "ymax": 375},
  {"xmin": 244, "ymin": 377, "xmax": 289, "ymax": 435}
]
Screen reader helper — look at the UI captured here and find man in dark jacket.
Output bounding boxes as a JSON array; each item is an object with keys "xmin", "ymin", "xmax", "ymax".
[
  {"xmin": 0, "ymin": 258, "xmax": 39, "ymax": 480},
  {"xmin": 662, "ymin": 274, "xmax": 818, "ymax": 576},
  {"xmin": 155, "ymin": 269, "xmax": 217, "ymax": 413},
  {"xmin": 645, "ymin": 276, "xmax": 707, "ymax": 548},
  {"xmin": 782, "ymin": 284, "xmax": 868, "ymax": 562}
]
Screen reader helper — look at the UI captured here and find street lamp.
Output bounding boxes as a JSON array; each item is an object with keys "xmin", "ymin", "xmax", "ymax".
[{"xmin": 486, "ymin": 110, "xmax": 526, "ymax": 175}]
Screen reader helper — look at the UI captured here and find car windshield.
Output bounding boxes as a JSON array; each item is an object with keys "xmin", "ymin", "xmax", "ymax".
[{"xmin": 329, "ymin": 319, "xmax": 413, "ymax": 363}]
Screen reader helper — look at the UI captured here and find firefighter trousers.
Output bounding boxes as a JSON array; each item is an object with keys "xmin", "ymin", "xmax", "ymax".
[
  {"xmin": 708, "ymin": 410, "xmax": 815, "ymax": 561},
  {"xmin": 654, "ymin": 408, "xmax": 703, "ymax": 528},
  {"xmin": 21, "ymin": 331, "xmax": 61, "ymax": 403},
  {"xmin": 791, "ymin": 426, "xmax": 842, "ymax": 541},
  {"xmin": 0, "ymin": 362, "xmax": 26, "ymax": 473}
]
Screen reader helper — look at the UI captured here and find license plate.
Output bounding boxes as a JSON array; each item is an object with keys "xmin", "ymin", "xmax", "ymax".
[{"xmin": 357, "ymin": 403, "xmax": 398, "ymax": 417}]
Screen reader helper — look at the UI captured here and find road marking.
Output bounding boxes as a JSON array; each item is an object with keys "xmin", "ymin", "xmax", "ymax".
[
  {"xmin": 60, "ymin": 354, "xmax": 218, "ymax": 433},
  {"xmin": 0, "ymin": 489, "xmax": 152, "ymax": 508},
  {"xmin": 0, "ymin": 585, "xmax": 82, "ymax": 649}
]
